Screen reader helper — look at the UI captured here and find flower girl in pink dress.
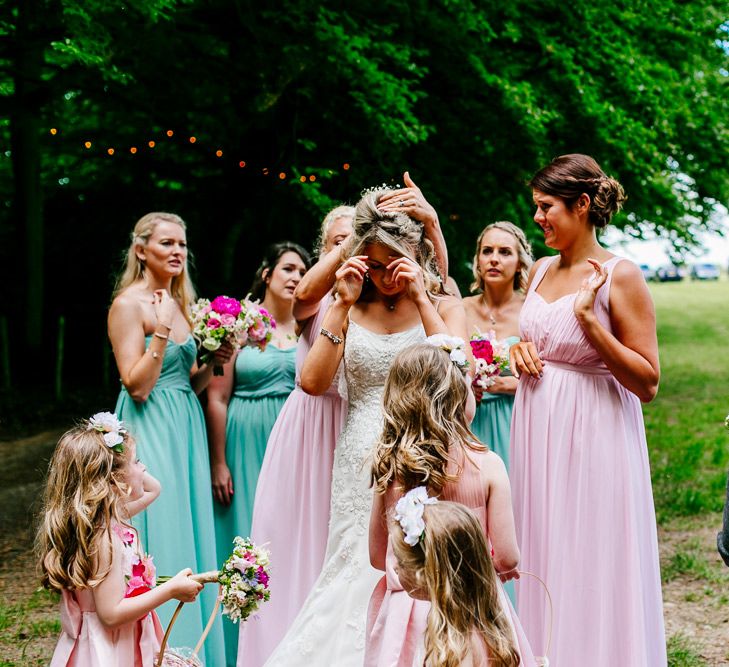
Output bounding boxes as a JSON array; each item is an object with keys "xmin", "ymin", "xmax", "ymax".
[
  {"xmin": 392, "ymin": 495, "xmax": 522, "ymax": 667},
  {"xmin": 38, "ymin": 413, "xmax": 204, "ymax": 667},
  {"xmin": 366, "ymin": 342, "xmax": 535, "ymax": 667}
]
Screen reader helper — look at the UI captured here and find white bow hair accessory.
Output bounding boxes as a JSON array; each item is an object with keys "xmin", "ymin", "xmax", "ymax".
[
  {"xmin": 395, "ymin": 486, "xmax": 438, "ymax": 546},
  {"xmin": 424, "ymin": 334, "xmax": 469, "ymax": 369}
]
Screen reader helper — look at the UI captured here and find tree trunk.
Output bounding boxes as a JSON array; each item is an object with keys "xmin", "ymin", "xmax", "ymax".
[{"xmin": 10, "ymin": 0, "xmax": 44, "ymax": 351}]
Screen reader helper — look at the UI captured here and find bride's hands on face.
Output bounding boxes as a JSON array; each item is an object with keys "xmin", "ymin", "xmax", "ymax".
[
  {"xmin": 335, "ymin": 256, "xmax": 368, "ymax": 306},
  {"xmin": 387, "ymin": 256, "xmax": 427, "ymax": 303}
]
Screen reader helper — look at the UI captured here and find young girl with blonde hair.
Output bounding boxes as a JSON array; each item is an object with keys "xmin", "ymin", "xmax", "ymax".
[
  {"xmin": 38, "ymin": 413, "xmax": 203, "ymax": 667},
  {"xmin": 392, "ymin": 497, "xmax": 520, "ymax": 667},
  {"xmin": 366, "ymin": 342, "xmax": 535, "ymax": 667}
]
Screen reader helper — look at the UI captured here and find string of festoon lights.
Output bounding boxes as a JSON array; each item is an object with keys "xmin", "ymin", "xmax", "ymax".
[{"xmin": 47, "ymin": 126, "xmax": 352, "ymax": 183}]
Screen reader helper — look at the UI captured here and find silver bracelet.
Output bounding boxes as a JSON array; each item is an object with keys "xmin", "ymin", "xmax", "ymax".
[{"xmin": 320, "ymin": 327, "xmax": 343, "ymax": 345}]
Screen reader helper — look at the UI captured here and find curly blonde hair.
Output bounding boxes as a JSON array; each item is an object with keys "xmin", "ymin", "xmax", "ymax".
[
  {"xmin": 36, "ymin": 425, "xmax": 134, "ymax": 592},
  {"xmin": 470, "ymin": 221, "xmax": 533, "ymax": 293},
  {"xmin": 113, "ymin": 212, "xmax": 197, "ymax": 318},
  {"xmin": 371, "ymin": 344, "xmax": 482, "ymax": 496},
  {"xmin": 344, "ymin": 187, "xmax": 444, "ymax": 298},
  {"xmin": 392, "ymin": 502, "xmax": 520, "ymax": 667}
]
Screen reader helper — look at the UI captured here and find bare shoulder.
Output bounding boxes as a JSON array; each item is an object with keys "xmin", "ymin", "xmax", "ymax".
[
  {"xmin": 110, "ymin": 286, "xmax": 144, "ymax": 315},
  {"xmin": 461, "ymin": 294, "xmax": 481, "ymax": 315},
  {"xmin": 610, "ymin": 257, "xmax": 644, "ymax": 286},
  {"xmin": 436, "ymin": 293, "xmax": 465, "ymax": 313}
]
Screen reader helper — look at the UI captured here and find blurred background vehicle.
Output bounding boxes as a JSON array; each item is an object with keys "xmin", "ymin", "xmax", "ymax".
[
  {"xmin": 639, "ymin": 264, "xmax": 657, "ymax": 281},
  {"xmin": 690, "ymin": 263, "xmax": 721, "ymax": 280},
  {"xmin": 656, "ymin": 265, "xmax": 684, "ymax": 282}
]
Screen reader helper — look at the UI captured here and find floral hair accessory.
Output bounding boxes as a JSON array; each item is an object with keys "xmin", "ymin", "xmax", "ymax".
[
  {"xmin": 395, "ymin": 486, "xmax": 438, "ymax": 546},
  {"xmin": 425, "ymin": 334, "xmax": 469, "ymax": 370},
  {"xmin": 88, "ymin": 412, "xmax": 126, "ymax": 453}
]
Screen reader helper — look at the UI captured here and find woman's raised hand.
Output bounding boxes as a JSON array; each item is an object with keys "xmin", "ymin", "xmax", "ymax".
[
  {"xmin": 152, "ymin": 289, "xmax": 177, "ymax": 328},
  {"xmin": 335, "ymin": 255, "xmax": 368, "ymax": 306},
  {"xmin": 376, "ymin": 172, "xmax": 438, "ymax": 227},
  {"xmin": 574, "ymin": 258, "xmax": 608, "ymax": 322},
  {"xmin": 509, "ymin": 341, "xmax": 544, "ymax": 379},
  {"xmin": 387, "ymin": 256, "xmax": 427, "ymax": 302}
]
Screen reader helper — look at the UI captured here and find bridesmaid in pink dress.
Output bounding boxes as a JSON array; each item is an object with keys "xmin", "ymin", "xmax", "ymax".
[
  {"xmin": 509, "ymin": 154, "xmax": 666, "ymax": 666},
  {"xmin": 236, "ymin": 206, "xmax": 354, "ymax": 667},
  {"xmin": 366, "ymin": 343, "xmax": 535, "ymax": 667}
]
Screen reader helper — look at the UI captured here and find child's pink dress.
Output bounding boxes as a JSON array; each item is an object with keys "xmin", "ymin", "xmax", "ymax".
[
  {"xmin": 365, "ymin": 449, "xmax": 536, "ymax": 667},
  {"xmin": 50, "ymin": 524, "xmax": 163, "ymax": 667}
]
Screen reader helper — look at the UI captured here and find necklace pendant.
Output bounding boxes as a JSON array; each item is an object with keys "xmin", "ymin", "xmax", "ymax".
[
  {"xmin": 388, "ymin": 303, "xmax": 396, "ymax": 311},
  {"xmin": 490, "ymin": 314, "xmax": 496, "ymax": 325}
]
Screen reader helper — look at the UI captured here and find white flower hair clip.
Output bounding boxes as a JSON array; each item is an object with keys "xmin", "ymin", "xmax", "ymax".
[
  {"xmin": 88, "ymin": 412, "xmax": 127, "ymax": 453},
  {"xmin": 425, "ymin": 334, "xmax": 469, "ymax": 370},
  {"xmin": 395, "ymin": 486, "xmax": 438, "ymax": 546}
]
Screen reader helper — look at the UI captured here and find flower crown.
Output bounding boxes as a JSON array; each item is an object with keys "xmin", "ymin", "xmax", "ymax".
[
  {"xmin": 395, "ymin": 486, "xmax": 438, "ymax": 546},
  {"xmin": 425, "ymin": 334, "xmax": 469, "ymax": 370},
  {"xmin": 88, "ymin": 412, "xmax": 126, "ymax": 453}
]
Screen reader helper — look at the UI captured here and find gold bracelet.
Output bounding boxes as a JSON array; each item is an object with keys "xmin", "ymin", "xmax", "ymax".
[
  {"xmin": 320, "ymin": 327, "xmax": 343, "ymax": 345},
  {"xmin": 153, "ymin": 331, "xmax": 169, "ymax": 340}
]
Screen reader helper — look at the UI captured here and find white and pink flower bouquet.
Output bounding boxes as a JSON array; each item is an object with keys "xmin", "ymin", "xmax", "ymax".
[
  {"xmin": 155, "ymin": 536, "xmax": 271, "ymax": 667},
  {"xmin": 190, "ymin": 295, "xmax": 276, "ymax": 375},
  {"xmin": 218, "ymin": 536, "xmax": 271, "ymax": 623},
  {"xmin": 470, "ymin": 331, "xmax": 509, "ymax": 390}
]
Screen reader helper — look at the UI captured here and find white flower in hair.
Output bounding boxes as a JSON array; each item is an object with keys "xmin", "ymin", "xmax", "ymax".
[
  {"xmin": 88, "ymin": 412, "xmax": 126, "ymax": 452},
  {"xmin": 424, "ymin": 334, "xmax": 469, "ymax": 370},
  {"xmin": 395, "ymin": 486, "xmax": 438, "ymax": 546}
]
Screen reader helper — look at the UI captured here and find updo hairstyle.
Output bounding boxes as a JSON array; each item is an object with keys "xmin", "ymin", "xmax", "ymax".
[
  {"xmin": 344, "ymin": 187, "xmax": 443, "ymax": 296},
  {"xmin": 528, "ymin": 154, "xmax": 626, "ymax": 228}
]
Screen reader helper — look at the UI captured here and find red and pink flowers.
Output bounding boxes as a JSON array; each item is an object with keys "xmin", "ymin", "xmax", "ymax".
[
  {"xmin": 191, "ymin": 295, "xmax": 276, "ymax": 375},
  {"xmin": 470, "ymin": 332, "xmax": 509, "ymax": 390},
  {"xmin": 112, "ymin": 522, "xmax": 157, "ymax": 599}
]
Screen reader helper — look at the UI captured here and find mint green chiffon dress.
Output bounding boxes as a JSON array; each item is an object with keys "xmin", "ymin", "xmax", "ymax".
[
  {"xmin": 115, "ymin": 334, "xmax": 224, "ymax": 667},
  {"xmin": 470, "ymin": 335, "xmax": 520, "ymax": 606},
  {"xmin": 212, "ymin": 344, "xmax": 296, "ymax": 666}
]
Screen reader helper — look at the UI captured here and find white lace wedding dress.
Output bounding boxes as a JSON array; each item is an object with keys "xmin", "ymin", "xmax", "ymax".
[{"xmin": 265, "ymin": 319, "xmax": 425, "ymax": 666}]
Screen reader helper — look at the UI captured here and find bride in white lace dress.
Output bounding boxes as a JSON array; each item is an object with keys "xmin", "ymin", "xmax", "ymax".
[{"xmin": 264, "ymin": 187, "xmax": 466, "ymax": 666}]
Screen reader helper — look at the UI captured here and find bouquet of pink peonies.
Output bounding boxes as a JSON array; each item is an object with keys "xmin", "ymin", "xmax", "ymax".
[
  {"xmin": 470, "ymin": 331, "xmax": 510, "ymax": 390},
  {"xmin": 190, "ymin": 295, "xmax": 276, "ymax": 375}
]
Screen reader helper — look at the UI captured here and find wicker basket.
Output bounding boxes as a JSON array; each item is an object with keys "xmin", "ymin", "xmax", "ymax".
[{"xmin": 155, "ymin": 571, "xmax": 220, "ymax": 667}]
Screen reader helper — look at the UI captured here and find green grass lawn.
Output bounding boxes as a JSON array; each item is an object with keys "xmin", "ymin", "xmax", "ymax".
[{"xmin": 646, "ymin": 279, "xmax": 729, "ymax": 523}]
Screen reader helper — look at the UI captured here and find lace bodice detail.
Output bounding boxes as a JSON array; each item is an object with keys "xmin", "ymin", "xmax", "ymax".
[{"xmin": 269, "ymin": 319, "xmax": 425, "ymax": 664}]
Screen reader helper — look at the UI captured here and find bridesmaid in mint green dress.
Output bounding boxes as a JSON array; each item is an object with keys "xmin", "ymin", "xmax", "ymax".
[
  {"xmin": 463, "ymin": 221, "xmax": 534, "ymax": 467},
  {"xmin": 108, "ymin": 212, "xmax": 233, "ymax": 666},
  {"xmin": 462, "ymin": 221, "xmax": 533, "ymax": 605},
  {"xmin": 206, "ymin": 242, "xmax": 310, "ymax": 666}
]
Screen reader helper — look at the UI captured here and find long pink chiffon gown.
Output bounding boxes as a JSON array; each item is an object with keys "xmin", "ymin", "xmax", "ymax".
[
  {"xmin": 237, "ymin": 294, "xmax": 347, "ymax": 667},
  {"xmin": 510, "ymin": 256, "xmax": 666, "ymax": 666},
  {"xmin": 365, "ymin": 448, "xmax": 536, "ymax": 667}
]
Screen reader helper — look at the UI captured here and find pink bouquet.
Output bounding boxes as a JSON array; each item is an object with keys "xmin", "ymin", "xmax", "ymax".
[
  {"xmin": 470, "ymin": 331, "xmax": 509, "ymax": 390},
  {"xmin": 190, "ymin": 295, "xmax": 276, "ymax": 375}
]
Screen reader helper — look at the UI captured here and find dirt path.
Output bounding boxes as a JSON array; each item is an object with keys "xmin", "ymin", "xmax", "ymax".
[{"xmin": 1, "ymin": 431, "xmax": 727, "ymax": 665}]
